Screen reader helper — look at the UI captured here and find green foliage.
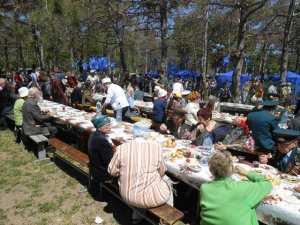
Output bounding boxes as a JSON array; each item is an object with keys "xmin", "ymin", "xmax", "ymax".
[{"xmin": 0, "ymin": 0, "xmax": 298, "ymax": 74}]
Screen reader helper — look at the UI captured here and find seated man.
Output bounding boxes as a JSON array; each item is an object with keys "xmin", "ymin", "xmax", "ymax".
[
  {"xmin": 273, "ymin": 129, "xmax": 300, "ymax": 175},
  {"xmin": 88, "ymin": 115, "xmax": 114, "ymax": 197},
  {"xmin": 247, "ymin": 101, "xmax": 279, "ymax": 163},
  {"xmin": 22, "ymin": 87, "xmax": 56, "ymax": 137},
  {"xmin": 0, "ymin": 78, "xmax": 15, "ymax": 126},
  {"xmin": 108, "ymin": 139, "xmax": 173, "ymax": 224}
]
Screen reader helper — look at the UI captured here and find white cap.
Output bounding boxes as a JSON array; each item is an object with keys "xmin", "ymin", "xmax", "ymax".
[
  {"xmin": 158, "ymin": 89, "xmax": 167, "ymax": 98},
  {"xmin": 182, "ymin": 90, "xmax": 191, "ymax": 96},
  {"xmin": 90, "ymin": 69, "xmax": 96, "ymax": 73},
  {"xmin": 18, "ymin": 87, "xmax": 29, "ymax": 98},
  {"xmin": 102, "ymin": 77, "xmax": 111, "ymax": 84},
  {"xmin": 154, "ymin": 85, "xmax": 161, "ymax": 92}
]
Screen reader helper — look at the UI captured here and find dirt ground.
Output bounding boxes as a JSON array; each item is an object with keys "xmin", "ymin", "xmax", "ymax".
[{"xmin": 0, "ymin": 129, "xmax": 136, "ymax": 225}]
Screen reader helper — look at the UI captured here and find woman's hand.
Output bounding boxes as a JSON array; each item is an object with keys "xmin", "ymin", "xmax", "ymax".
[{"xmin": 234, "ymin": 165, "xmax": 249, "ymax": 177}]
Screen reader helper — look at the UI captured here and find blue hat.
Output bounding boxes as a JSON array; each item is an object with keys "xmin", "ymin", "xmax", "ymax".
[
  {"xmin": 262, "ymin": 100, "xmax": 278, "ymax": 107},
  {"xmin": 274, "ymin": 128, "xmax": 300, "ymax": 141},
  {"xmin": 91, "ymin": 115, "xmax": 111, "ymax": 129}
]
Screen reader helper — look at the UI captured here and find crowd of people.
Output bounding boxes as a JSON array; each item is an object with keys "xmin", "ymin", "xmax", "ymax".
[{"xmin": 1, "ymin": 68, "xmax": 300, "ymax": 225}]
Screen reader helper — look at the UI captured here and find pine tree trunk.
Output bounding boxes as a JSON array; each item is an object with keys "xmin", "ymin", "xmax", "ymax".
[
  {"xmin": 4, "ymin": 38, "xmax": 9, "ymax": 71},
  {"xmin": 280, "ymin": 0, "xmax": 296, "ymax": 85},
  {"xmin": 232, "ymin": 10, "xmax": 246, "ymax": 103},
  {"xmin": 160, "ymin": 0, "xmax": 168, "ymax": 75},
  {"xmin": 201, "ymin": 6, "xmax": 209, "ymax": 100},
  {"xmin": 295, "ymin": 53, "xmax": 299, "ymax": 72}
]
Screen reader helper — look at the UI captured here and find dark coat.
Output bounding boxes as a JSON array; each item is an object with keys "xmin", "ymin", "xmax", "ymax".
[
  {"xmin": 88, "ymin": 131, "xmax": 113, "ymax": 182},
  {"xmin": 247, "ymin": 110, "xmax": 278, "ymax": 153},
  {"xmin": 22, "ymin": 98, "xmax": 52, "ymax": 136}
]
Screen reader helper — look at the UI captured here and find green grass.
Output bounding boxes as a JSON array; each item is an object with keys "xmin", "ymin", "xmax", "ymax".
[{"xmin": 0, "ymin": 130, "xmax": 120, "ymax": 225}]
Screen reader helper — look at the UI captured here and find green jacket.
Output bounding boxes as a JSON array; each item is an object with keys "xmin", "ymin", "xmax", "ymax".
[
  {"xmin": 200, "ymin": 172, "xmax": 272, "ymax": 225},
  {"xmin": 13, "ymin": 98, "xmax": 25, "ymax": 126}
]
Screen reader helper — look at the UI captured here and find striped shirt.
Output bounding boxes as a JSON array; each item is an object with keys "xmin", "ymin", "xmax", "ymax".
[{"xmin": 108, "ymin": 139, "xmax": 171, "ymax": 208}]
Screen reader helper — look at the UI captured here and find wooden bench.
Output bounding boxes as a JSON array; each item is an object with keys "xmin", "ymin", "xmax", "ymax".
[
  {"xmin": 48, "ymin": 138, "xmax": 185, "ymax": 225},
  {"xmin": 29, "ymin": 134, "xmax": 48, "ymax": 160},
  {"xmin": 103, "ymin": 179, "xmax": 185, "ymax": 225},
  {"xmin": 48, "ymin": 138, "xmax": 90, "ymax": 175}
]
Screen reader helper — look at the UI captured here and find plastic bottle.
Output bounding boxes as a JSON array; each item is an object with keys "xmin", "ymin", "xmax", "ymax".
[{"xmin": 96, "ymin": 101, "xmax": 102, "ymax": 115}]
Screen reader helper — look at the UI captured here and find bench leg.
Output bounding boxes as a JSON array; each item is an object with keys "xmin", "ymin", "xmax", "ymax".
[{"xmin": 37, "ymin": 143, "xmax": 46, "ymax": 160}]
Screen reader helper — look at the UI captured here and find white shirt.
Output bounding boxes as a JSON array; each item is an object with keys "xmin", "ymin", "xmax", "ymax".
[
  {"xmin": 268, "ymin": 85, "xmax": 277, "ymax": 94},
  {"xmin": 104, "ymin": 83, "xmax": 129, "ymax": 110},
  {"xmin": 184, "ymin": 102, "xmax": 200, "ymax": 126},
  {"xmin": 172, "ymin": 82, "xmax": 184, "ymax": 94}
]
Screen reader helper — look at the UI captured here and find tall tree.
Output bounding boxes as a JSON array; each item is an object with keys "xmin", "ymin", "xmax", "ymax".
[{"xmin": 279, "ymin": 0, "xmax": 296, "ymax": 84}]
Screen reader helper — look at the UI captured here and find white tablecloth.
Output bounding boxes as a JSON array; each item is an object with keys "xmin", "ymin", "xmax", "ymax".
[{"xmin": 39, "ymin": 100, "xmax": 300, "ymax": 225}]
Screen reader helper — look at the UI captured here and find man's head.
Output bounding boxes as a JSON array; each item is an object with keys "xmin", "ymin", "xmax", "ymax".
[
  {"xmin": 274, "ymin": 129, "xmax": 300, "ymax": 155},
  {"xmin": 209, "ymin": 151, "xmax": 233, "ymax": 180},
  {"xmin": 101, "ymin": 77, "xmax": 112, "ymax": 91},
  {"xmin": 28, "ymin": 87, "xmax": 42, "ymax": 100},
  {"xmin": 91, "ymin": 115, "xmax": 112, "ymax": 134}
]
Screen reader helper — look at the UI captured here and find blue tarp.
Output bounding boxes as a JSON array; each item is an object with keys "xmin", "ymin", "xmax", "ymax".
[
  {"xmin": 146, "ymin": 71, "xmax": 160, "ymax": 78},
  {"xmin": 171, "ymin": 70, "xmax": 200, "ymax": 79},
  {"xmin": 216, "ymin": 71, "xmax": 251, "ymax": 90},
  {"xmin": 79, "ymin": 56, "xmax": 115, "ymax": 71}
]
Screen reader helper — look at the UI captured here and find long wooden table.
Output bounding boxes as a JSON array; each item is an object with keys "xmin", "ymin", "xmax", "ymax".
[{"xmin": 39, "ymin": 100, "xmax": 300, "ymax": 225}]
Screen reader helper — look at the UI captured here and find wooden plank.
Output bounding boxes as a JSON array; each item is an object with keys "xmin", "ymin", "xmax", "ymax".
[
  {"xmin": 29, "ymin": 135, "xmax": 41, "ymax": 143},
  {"xmin": 148, "ymin": 204, "xmax": 184, "ymax": 225},
  {"xmin": 37, "ymin": 135, "xmax": 48, "ymax": 142},
  {"xmin": 103, "ymin": 180, "xmax": 184, "ymax": 225},
  {"xmin": 48, "ymin": 138, "xmax": 89, "ymax": 167}
]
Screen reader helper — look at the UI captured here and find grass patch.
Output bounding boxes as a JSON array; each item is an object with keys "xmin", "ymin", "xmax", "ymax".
[
  {"xmin": 16, "ymin": 198, "xmax": 33, "ymax": 210},
  {"xmin": 38, "ymin": 202, "xmax": 57, "ymax": 213}
]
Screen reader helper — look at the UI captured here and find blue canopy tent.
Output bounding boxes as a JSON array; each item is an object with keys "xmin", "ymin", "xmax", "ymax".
[
  {"xmin": 80, "ymin": 56, "xmax": 115, "ymax": 72},
  {"xmin": 172, "ymin": 70, "xmax": 200, "ymax": 79},
  {"xmin": 216, "ymin": 71, "xmax": 251, "ymax": 90}
]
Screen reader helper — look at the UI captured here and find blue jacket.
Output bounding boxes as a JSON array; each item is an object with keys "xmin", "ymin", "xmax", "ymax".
[
  {"xmin": 247, "ymin": 110, "xmax": 278, "ymax": 152},
  {"xmin": 153, "ymin": 98, "xmax": 166, "ymax": 123}
]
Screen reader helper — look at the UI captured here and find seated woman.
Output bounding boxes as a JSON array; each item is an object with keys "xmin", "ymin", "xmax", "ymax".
[
  {"xmin": 151, "ymin": 88, "xmax": 170, "ymax": 134},
  {"xmin": 88, "ymin": 115, "xmax": 114, "ymax": 198},
  {"xmin": 192, "ymin": 109, "xmax": 216, "ymax": 148},
  {"xmin": 200, "ymin": 151, "xmax": 272, "ymax": 225},
  {"xmin": 108, "ymin": 139, "xmax": 173, "ymax": 224}
]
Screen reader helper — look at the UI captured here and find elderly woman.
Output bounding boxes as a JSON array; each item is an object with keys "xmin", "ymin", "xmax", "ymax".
[
  {"xmin": 22, "ymin": 87, "xmax": 56, "ymax": 137},
  {"xmin": 200, "ymin": 151, "xmax": 272, "ymax": 225},
  {"xmin": 88, "ymin": 115, "xmax": 114, "ymax": 198}
]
